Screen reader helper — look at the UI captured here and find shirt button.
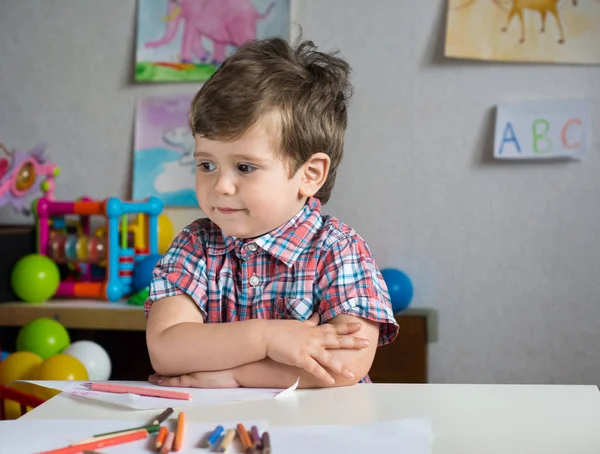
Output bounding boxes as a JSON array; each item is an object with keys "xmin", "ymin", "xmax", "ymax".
[
  {"xmin": 249, "ymin": 275, "xmax": 260, "ymax": 287},
  {"xmin": 248, "ymin": 243, "xmax": 258, "ymax": 252}
]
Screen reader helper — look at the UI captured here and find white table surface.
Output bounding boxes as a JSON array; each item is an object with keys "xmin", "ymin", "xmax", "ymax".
[{"xmin": 21, "ymin": 383, "xmax": 600, "ymax": 453}]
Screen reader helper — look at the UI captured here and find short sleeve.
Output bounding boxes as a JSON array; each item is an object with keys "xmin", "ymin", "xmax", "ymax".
[
  {"xmin": 144, "ymin": 225, "xmax": 209, "ymax": 319},
  {"xmin": 314, "ymin": 236, "xmax": 399, "ymax": 346}
]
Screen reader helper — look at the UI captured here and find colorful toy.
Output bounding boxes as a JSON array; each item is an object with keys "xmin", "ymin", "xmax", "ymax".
[
  {"xmin": 127, "ymin": 287, "xmax": 149, "ymax": 306},
  {"xmin": 132, "ymin": 253, "xmax": 162, "ymax": 292},
  {"xmin": 63, "ymin": 340, "xmax": 111, "ymax": 381},
  {"xmin": 0, "ymin": 384, "xmax": 45, "ymax": 420},
  {"xmin": 0, "ymin": 351, "xmax": 44, "ymax": 419},
  {"xmin": 16, "ymin": 317, "xmax": 71, "ymax": 360},
  {"xmin": 381, "ymin": 268, "xmax": 414, "ymax": 313},
  {"xmin": 0, "ymin": 143, "xmax": 59, "ymax": 215},
  {"xmin": 127, "ymin": 213, "xmax": 174, "ymax": 255},
  {"xmin": 10, "ymin": 254, "xmax": 60, "ymax": 303},
  {"xmin": 34, "ymin": 195, "xmax": 163, "ymax": 301}
]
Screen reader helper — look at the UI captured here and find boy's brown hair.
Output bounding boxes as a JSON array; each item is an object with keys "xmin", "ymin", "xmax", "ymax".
[{"xmin": 188, "ymin": 36, "xmax": 353, "ymax": 204}]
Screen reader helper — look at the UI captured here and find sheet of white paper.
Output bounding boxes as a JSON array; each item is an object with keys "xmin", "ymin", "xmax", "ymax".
[
  {"xmin": 0, "ymin": 418, "xmax": 431, "ymax": 454},
  {"xmin": 274, "ymin": 377, "xmax": 299, "ymax": 398},
  {"xmin": 269, "ymin": 419, "xmax": 432, "ymax": 454},
  {"xmin": 0, "ymin": 419, "xmax": 268, "ymax": 454},
  {"xmin": 21, "ymin": 379, "xmax": 299, "ymax": 410}
]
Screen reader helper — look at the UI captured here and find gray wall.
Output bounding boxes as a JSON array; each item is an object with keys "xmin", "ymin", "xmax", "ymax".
[{"xmin": 1, "ymin": 0, "xmax": 599, "ymax": 385}]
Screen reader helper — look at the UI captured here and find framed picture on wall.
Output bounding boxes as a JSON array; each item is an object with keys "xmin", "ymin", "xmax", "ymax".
[
  {"xmin": 445, "ymin": 0, "xmax": 600, "ymax": 64},
  {"xmin": 135, "ymin": 0, "xmax": 291, "ymax": 82},
  {"xmin": 132, "ymin": 93, "xmax": 198, "ymax": 207}
]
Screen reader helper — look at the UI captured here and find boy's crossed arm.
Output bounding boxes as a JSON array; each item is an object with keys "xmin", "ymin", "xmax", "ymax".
[
  {"xmin": 229, "ymin": 314, "xmax": 379, "ymax": 388},
  {"xmin": 146, "ymin": 295, "xmax": 377, "ymax": 388}
]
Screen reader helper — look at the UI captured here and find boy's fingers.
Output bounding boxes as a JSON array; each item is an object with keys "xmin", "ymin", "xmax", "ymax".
[
  {"xmin": 313, "ymin": 350, "xmax": 354, "ymax": 380},
  {"xmin": 148, "ymin": 374, "xmax": 161, "ymax": 384},
  {"xmin": 329, "ymin": 322, "xmax": 362, "ymax": 335},
  {"xmin": 304, "ymin": 312, "xmax": 320, "ymax": 326},
  {"xmin": 302, "ymin": 357, "xmax": 335, "ymax": 385},
  {"xmin": 322, "ymin": 333, "xmax": 369, "ymax": 349},
  {"xmin": 155, "ymin": 374, "xmax": 194, "ymax": 387}
]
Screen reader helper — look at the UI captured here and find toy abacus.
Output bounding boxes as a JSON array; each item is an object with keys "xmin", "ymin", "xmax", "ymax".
[{"xmin": 34, "ymin": 196, "xmax": 163, "ymax": 302}]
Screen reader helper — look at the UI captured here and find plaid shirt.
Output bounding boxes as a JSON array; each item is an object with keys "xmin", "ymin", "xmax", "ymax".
[{"xmin": 146, "ymin": 197, "xmax": 399, "ymax": 382}]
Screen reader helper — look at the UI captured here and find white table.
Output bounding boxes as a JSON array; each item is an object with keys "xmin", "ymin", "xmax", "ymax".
[{"xmin": 21, "ymin": 383, "xmax": 600, "ymax": 453}]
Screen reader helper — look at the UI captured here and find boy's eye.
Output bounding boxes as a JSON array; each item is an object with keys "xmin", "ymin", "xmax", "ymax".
[
  {"xmin": 198, "ymin": 162, "xmax": 216, "ymax": 172},
  {"xmin": 237, "ymin": 163, "xmax": 257, "ymax": 174}
]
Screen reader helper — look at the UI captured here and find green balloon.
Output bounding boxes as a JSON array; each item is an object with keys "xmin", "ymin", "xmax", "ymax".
[
  {"xmin": 11, "ymin": 254, "xmax": 60, "ymax": 303},
  {"xmin": 16, "ymin": 318, "xmax": 70, "ymax": 359}
]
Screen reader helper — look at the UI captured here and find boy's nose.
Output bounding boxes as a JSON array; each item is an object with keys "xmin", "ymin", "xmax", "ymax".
[{"xmin": 214, "ymin": 173, "xmax": 236, "ymax": 195}]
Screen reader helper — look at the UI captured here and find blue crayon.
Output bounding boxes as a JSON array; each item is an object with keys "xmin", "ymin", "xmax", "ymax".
[{"xmin": 205, "ymin": 425, "xmax": 224, "ymax": 447}]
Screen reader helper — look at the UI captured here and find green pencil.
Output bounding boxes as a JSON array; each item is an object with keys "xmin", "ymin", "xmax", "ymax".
[{"xmin": 92, "ymin": 423, "xmax": 160, "ymax": 438}]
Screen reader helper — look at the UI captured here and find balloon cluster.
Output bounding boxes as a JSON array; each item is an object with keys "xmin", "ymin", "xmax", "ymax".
[{"xmin": 0, "ymin": 317, "xmax": 111, "ymax": 419}]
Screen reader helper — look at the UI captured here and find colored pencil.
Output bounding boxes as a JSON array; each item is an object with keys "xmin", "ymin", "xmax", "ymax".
[
  {"xmin": 218, "ymin": 428, "xmax": 236, "ymax": 452},
  {"xmin": 250, "ymin": 425, "xmax": 262, "ymax": 449},
  {"xmin": 39, "ymin": 429, "xmax": 148, "ymax": 454},
  {"xmin": 152, "ymin": 407, "xmax": 174, "ymax": 425},
  {"xmin": 71, "ymin": 425, "xmax": 158, "ymax": 446},
  {"xmin": 89, "ymin": 383, "xmax": 192, "ymax": 400},
  {"xmin": 262, "ymin": 431, "xmax": 271, "ymax": 454},
  {"xmin": 173, "ymin": 412, "xmax": 185, "ymax": 451},
  {"xmin": 90, "ymin": 423, "xmax": 159, "ymax": 439},
  {"xmin": 155, "ymin": 426, "xmax": 168, "ymax": 450},
  {"xmin": 160, "ymin": 431, "xmax": 175, "ymax": 454},
  {"xmin": 204, "ymin": 425, "xmax": 224, "ymax": 447},
  {"xmin": 237, "ymin": 423, "xmax": 253, "ymax": 453}
]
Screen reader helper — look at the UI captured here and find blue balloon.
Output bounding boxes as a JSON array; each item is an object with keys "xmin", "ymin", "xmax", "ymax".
[
  {"xmin": 381, "ymin": 268, "xmax": 413, "ymax": 313},
  {"xmin": 133, "ymin": 254, "xmax": 163, "ymax": 292},
  {"xmin": 1, "ymin": 350, "xmax": 10, "ymax": 361}
]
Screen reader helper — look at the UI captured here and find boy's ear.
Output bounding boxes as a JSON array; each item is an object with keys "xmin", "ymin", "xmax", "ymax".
[{"xmin": 298, "ymin": 152, "xmax": 330, "ymax": 198}]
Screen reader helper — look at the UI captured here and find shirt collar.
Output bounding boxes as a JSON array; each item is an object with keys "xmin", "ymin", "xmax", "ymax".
[{"xmin": 207, "ymin": 197, "xmax": 323, "ymax": 267}]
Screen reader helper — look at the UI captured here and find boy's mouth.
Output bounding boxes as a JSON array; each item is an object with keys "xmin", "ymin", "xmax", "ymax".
[{"xmin": 216, "ymin": 207, "xmax": 243, "ymax": 215}]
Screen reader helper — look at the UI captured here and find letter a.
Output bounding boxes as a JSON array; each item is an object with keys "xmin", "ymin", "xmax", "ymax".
[{"xmin": 498, "ymin": 122, "xmax": 521, "ymax": 154}]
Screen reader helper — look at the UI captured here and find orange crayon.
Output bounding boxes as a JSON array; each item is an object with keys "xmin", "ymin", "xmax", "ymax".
[
  {"xmin": 173, "ymin": 412, "xmax": 185, "ymax": 451},
  {"xmin": 155, "ymin": 426, "xmax": 168, "ymax": 450},
  {"xmin": 236, "ymin": 423, "xmax": 253, "ymax": 453},
  {"xmin": 39, "ymin": 429, "xmax": 148, "ymax": 454}
]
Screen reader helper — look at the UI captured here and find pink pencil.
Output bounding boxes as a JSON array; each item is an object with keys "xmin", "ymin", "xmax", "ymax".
[{"xmin": 88, "ymin": 383, "xmax": 192, "ymax": 401}]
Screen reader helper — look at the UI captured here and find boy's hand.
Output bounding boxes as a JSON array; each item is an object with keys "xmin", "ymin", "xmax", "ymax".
[
  {"xmin": 264, "ymin": 313, "xmax": 369, "ymax": 385},
  {"xmin": 149, "ymin": 369, "xmax": 240, "ymax": 389}
]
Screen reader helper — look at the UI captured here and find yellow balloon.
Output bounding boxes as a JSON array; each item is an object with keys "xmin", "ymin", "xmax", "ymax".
[
  {"xmin": 157, "ymin": 214, "xmax": 175, "ymax": 254},
  {"xmin": 37, "ymin": 353, "xmax": 89, "ymax": 381},
  {"xmin": 33, "ymin": 354, "xmax": 88, "ymax": 401},
  {"xmin": 0, "ymin": 351, "xmax": 43, "ymax": 389}
]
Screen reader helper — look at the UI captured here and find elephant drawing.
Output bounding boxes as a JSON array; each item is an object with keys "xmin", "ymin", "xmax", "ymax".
[{"xmin": 145, "ymin": 0, "xmax": 276, "ymax": 65}]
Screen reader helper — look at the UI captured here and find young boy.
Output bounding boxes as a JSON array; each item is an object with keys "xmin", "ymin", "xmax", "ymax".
[{"xmin": 145, "ymin": 37, "xmax": 399, "ymax": 389}]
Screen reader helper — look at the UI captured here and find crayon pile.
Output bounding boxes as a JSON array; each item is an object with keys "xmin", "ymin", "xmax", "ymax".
[
  {"xmin": 200, "ymin": 423, "xmax": 271, "ymax": 453},
  {"xmin": 38, "ymin": 406, "xmax": 272, "ymax": 453}
]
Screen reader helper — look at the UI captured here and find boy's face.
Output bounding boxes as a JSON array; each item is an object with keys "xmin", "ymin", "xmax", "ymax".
[{"xmin": 194, "ymin": 116, "xmax": 309, "ymax": 239}]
